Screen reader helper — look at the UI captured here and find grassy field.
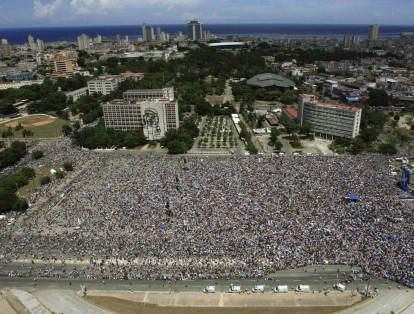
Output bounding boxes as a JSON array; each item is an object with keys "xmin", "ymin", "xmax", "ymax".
[
  {"xmin": 85, "ymin": 296, "xmax": 349, "ymax": 314},
  {"xmin": 0, "ymin": 114, "xmax": 68, "ymax": 139},
  {"xmin": 17, "ymin": 166, "xmax": 52, "ymax": 201}
]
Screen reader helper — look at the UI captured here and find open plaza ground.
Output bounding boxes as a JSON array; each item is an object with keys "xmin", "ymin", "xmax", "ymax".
[{"xmin": 0, "ymin": 114, "xmax": 68, "ymax": 139}]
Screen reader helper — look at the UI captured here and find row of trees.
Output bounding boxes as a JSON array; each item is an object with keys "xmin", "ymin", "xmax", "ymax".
[
  {"xmin": 72, "ymin": 121, "xmax": 147, "ymax": 149},
  {"xmin": 0, "ymin": 167, "xmax": 35, "ymax": 213},
  {"xmin": 0, "ymin": 141, "xmax": 27, "ymax": 171},
  {"xmin": 161, "ymin": 117, "xmax": 199, "ymax": 154}
]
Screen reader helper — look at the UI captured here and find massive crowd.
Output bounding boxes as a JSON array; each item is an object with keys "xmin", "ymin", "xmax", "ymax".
[{"xmin": 0, "ymin": 141, "xmax": 412, "ymax": 287}]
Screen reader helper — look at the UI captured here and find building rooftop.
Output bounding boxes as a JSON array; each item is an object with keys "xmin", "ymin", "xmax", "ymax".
[
  {"xmin": 283, "ymin": 107, "xmax": 298, "ymax": 120},
  {"xmin": 247, "ymin": 73, "xmax": 295, "ymax": 89},
  {"xmin": 310, "ymin": 100, "xmax": 362, "ymax": 113}
]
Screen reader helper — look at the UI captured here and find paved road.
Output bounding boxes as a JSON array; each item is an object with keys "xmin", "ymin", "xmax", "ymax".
[
  {"xmin": 34, "ymin": 290, "xmax": 109, "ymax": 314},
  {"xmin": 10, "ymin": 289, "xmax": 50, "ymax": 314},
  {"xmin": 223, "ymin": 80, "xmax": 234, "ymax": 104},
  {"xmin": 338, "ymin": 290, "xmax": 414, "ymax": 314},
  {"xmin": 0, "ymin": 265, "xmax": 405, "ymax": 293}
]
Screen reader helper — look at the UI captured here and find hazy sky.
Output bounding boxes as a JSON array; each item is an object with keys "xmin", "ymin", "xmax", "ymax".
[{"xmin": 0, "ymin": 0, "xmax": 413, "ymax": 28}]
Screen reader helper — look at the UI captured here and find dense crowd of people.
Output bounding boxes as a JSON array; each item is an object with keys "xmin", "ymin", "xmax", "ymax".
[{"xmin": 0, "ymin": 140, "xmax": 412, "ymax": 288}]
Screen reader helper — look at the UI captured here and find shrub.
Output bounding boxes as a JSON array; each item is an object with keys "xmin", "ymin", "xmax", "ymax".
[
  {"xmin": 63, "ymin": 161, "xmax": 73, "ymax": 172},
  {"xmin": 40, "ymin": 176, "xmax": 51, "ymax": 185},
  {"xmin": 55, "ymin": 171, "xmax": 65, "ymax": 179},
  {"xmin": 31, "ymin": 150, "xmax": 44, "ymax": 160}
]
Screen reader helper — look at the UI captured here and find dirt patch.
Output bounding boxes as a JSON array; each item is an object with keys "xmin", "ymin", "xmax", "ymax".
[
  {"xmin": 1, "ymin": 115, "xmax": 56, "ymax": 128},
  {"xmin": 85, "ymin": 296, "xmax": 349, "ymax": 314}
]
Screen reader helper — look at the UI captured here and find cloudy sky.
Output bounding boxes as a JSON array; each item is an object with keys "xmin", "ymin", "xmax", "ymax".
[{"xmin": 0, "ymin": 0, "xmax": 413, "ymax": 28}]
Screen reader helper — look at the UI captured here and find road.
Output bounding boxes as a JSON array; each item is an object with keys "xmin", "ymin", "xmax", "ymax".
[
  {"xmin": 223, "ymin": 80, "xmax": 234, "ymax": 104},
  {"xmin": 0, "ymin": 265, "xmax": 405, "ymax": 293}
]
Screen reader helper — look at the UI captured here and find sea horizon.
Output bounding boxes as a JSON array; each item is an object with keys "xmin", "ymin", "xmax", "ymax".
[{"xmin": 1, "ymin": 23, "xmax": 414, "ymax": 45}]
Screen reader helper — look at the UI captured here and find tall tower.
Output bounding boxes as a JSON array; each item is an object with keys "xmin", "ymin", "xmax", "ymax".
[
  {"xmin": 187, "ymin": 20, "xmax": 203, "ymax": 41},
  {"xmin": 28, "ymin": 35, "xmax": 37, "ymax": 51},
  {"xmin": 141, "ymin": 23, "xmax": 154, "ymax": 42},
  {"xmin": 77, "ymin": 34, "xmax": 90, "ymax": 51},
  {"xmin": 368, "ymin": 25, "xmax": 380, "ymax": 41}
]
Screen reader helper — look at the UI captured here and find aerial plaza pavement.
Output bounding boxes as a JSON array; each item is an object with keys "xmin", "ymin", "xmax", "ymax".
[{"xmin": 0, "ymin": 140, "xmax": 412, "ymax": 289}]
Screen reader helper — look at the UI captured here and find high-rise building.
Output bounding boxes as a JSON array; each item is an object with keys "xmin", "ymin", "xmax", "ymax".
[
  {"xmin": 1, "ymin": 39, "xmax": 11, "ymax": 57},
  {"xmin": 187, "ymin": 20, "xmax": 203, "ymax": 41},
  {"xmin": 102, "ymin": 88, "xmax": 179, "ymax": 140},
  {"xmin": 36, "ymin": 39, "xmax": 45, "ymax": 51},
  {"xmin": 142, "ymin": 23, "xmax": 155, "ymax": 42},
  {"xmin": 298, "ymin": 94, "xmax": 362, "ymax": 139},
  {"xmin": 343, "ymin": 34, "xmax": 360, "ymax": 48},
  {"xmin": 77, "ymin": 34, "xmax": 90, "ymax": 51},
  {"xmin": 368, "ymin": 25, "xmax": 380, "ymax": 41},
  {"xmin": 48, "ymin": 51, "xmax": 79, "ymax": 76},
  {"xmin": 95, "ymin": 34, "xmax": 102, "ymax": 43},
  {"xmin": 28, "ymin": 35, "xmax": 37, "ymax": 51}
]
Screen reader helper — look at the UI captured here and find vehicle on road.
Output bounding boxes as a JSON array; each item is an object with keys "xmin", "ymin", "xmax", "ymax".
[
  {"xmin": 273, "ymin": 285, "xmax": 289, "ymax": 293},
  {"xmin": 334, "ymin": 283, "xmax": 346, "ymax": 292},
  {"xmin": 228, "ymin": 284, "xmax": 241, "ymax": 293},
  {"xmin": 251, "ymin": 285, "xmax": 265, "ymax": 293},
  {"xmin": 203, "ymin": 285, "xmax": 216, "ymax": 293},
  {"xmin": 296, "ymin": 284, "xmax": 311, "ymax": 293}
]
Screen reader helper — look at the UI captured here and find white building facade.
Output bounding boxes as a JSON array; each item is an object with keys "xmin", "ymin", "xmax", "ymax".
[
  {"xmin": 102, "ymin": 87, "xmax": 179, "ymax": 140},
  {"xmin": 298, "ymin": 94, "xmax": 362, "ymax": 139}
]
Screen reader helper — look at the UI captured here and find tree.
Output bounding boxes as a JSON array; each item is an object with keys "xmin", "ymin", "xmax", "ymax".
[
  {"xmin": 40, "ymin": 176, "xmax": 51, "ymax": 185},
  {"xmin": 367, "ymin": 89, "xmax": 393, "ymax": 107},
  {"xmin": 300, "ymin": 123, "xmax": 312, "ymax": 137},
  {"xmin": 31, "ymin": 150, "xmax": 44, "ymax": 160},
  {"xmin": 280, "ymin": 90, "xmax": 296, "ymax": 105},
  {"xmin": 122, "ymin": 132, "xmax": 147, "ymax": 148},
  {"xmin": 167, "ymin": 139, "xmax": 188, "ymax": 154},
  {"xmin": 62, "ymin": 124, "xmax": 73, "ymax": 136},
  {"xmin": 22, "ymin": 129, "xmax": 33, "ymax": 137},
  {"xmin": 63, "ymin": 161, "xmax": 73, "ymax": 171},
  {"xmin": 55, "ymin": 170, "xmax": 65, "ymax": 179},
  {"xmin": 269, "ymin": 128, "xmax": 282, "ymax": 145},
  {"xmin": 378, "ymin": 143, "xmax": 397, "ymax": 155}
]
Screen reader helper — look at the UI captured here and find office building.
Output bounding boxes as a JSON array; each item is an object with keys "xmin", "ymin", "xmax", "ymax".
[
  {"xmin": 187, "ymin": 20, "xmax": 203, "ymax": 41},
  {"xmin": 142, "ymin": 23, "xmax": 155, "ymax": 42},
  {"xmin": 6, "ymin": 72, "xmax": 33, "ymax": 81},
  {"xmin": 343, "ymin": 34, "xmax": 360, "ymax": 48},
  {"xmin": 77, "ymin": 34, "xmax": 90, "ymax": 51},
  {"xmin": 102, "ymin": 95, "xmax": 179, "ymax": 140},
  {"xmin": 48, "ymin": 51, "xmax": 79, "ymax": 76},
  {"xmin": 95, "ymin": 34, "xmax": 102, "ymax": 43},
  {"xmin": 368, "ymin": 25, "xmax": 380, "ymax": 41},
  {"xmin": 88, "ymin": 76, "xmax": 122, "ymax": 95},
  {"xmin": 36, "ymin": 39, "xmax": 45, "ymax": 51},
  {"xmin": 1, "ymin": 39, "xmax": 11, "ymax": 57},
  {"xmin": 298, "ymin": 94, "xmax": 362, "ymax": 139},
  {"xmin": 65, "ymin": 87, "xmax": 88, "ymax": 102},
  {"xmin": 123, "ymin": 87, "xmax": 174, "ymax": 102},
  {"xmin": 28, "ymin": 35, "xmax": 37, "ymax": 51},
  {"xmin": 88, "ymin": 72, "xmax": 144, "ymax": 95}
]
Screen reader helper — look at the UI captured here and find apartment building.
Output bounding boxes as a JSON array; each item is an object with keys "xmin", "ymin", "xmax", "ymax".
[
  {"xmin": 298, "ymin": 94, "xmax": 362, "ymax": 139},
  {"xmin": 48, "ymin": 51, "xmax": 78, "ymax": 76}
]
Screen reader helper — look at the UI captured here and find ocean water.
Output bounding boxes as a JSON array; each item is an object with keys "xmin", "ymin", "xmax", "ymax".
[{"xmin": 1, "ymin": 24, "xmax": 414, "ymax": 45}]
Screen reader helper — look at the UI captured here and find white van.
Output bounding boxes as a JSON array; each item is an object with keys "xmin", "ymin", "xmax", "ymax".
[
  {"xmin": 203, "ymin": 285, "xmax": 216, "ymax": 293},
  {"xmin": 252, "ymin": 285, "xmax": 265, "ymax": 293},
  {"xmin": 334, "ymin": 283, "xmax": 346, "ymax": 292},
  {"xmin": 228, "ymin": 284, "xmax": 241, "ymax": 293},
  {"xmin": 296, "ymin": 285, "xmax": 310, "ymax": 293},
  {"xmin": 273, "ymin": 285, "xmax": 289, "ymax": 293}
]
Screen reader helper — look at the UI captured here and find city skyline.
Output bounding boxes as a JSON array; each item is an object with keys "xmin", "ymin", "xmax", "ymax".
[{"xmin": 0, "ymin": 0, "xmax": 413, "ymax": 28}]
